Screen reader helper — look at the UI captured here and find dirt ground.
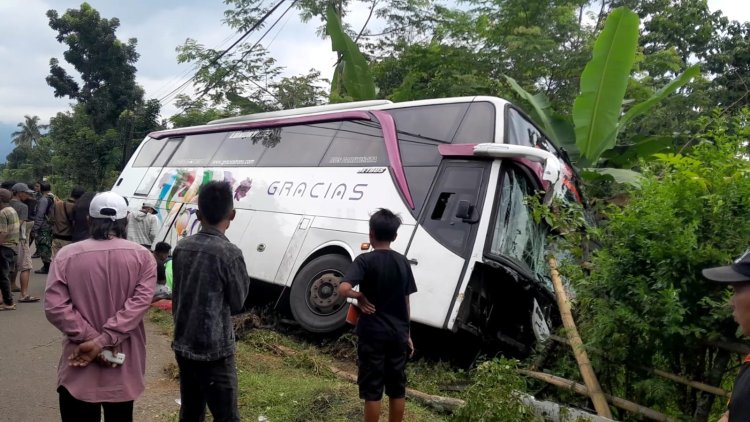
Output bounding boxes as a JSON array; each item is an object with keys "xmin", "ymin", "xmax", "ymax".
[{"xmin": 0, "ymin": 259, "xmax": 181, "ymax": 421}]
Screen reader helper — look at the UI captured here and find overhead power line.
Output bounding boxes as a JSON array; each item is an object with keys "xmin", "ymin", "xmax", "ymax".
[
  {"xmin": 157, "ymin": 0, "xmax": 289, "ymax": 105},
  {"xmin": 179, "ymin": 0, "xmax": 299, "ymax": 113},
  {"xmin": 150, "ymin": 31, "xmax": 239, "ymax": 100}
]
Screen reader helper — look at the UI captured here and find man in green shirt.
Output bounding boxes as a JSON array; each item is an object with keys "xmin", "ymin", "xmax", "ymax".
[{"xmin": 0, "ymin": 188, "xmax": 20, "ymax": 311}]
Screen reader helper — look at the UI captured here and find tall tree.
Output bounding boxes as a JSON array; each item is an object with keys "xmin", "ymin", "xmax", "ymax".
[
  {"xmin": 174, "ymin": 22, "xmax": 329, "ymax": 111},
  {"xmin": 44, "ymin": 3, "xmax": 161, "ymax": 185},
  {"xmin": 705, "ymin": 20, "xmax": 750, "ymax": 108},
  {"xmin": 11, "ymin": 115, "xmax": 48, "ymax": 148},
  {"xmin": 47, "ymin": 105, "xmax": 118, "ymax": 191},
  {"xmin": 46, "ymin": 2, "xmax": 142, "ymax": 133}
]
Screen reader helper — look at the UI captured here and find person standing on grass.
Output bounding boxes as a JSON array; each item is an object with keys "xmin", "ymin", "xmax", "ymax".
[
  {"xmin": 171, "ymin": 181, "xmax": 251, "ymax": 422},
  {"xmin": 338, "ymin": 209, "xmax": 417, "ymax": 422},
  {"xmin": 44, "ymin": 191, "xmax": 156, "ymax": 422},
  {"xmin": 0, "ymin": 189, "xmax": 20, "ymax": 311},
  {"xmin": 10, "ymin": 183, "xmax": 37, "ymax": 302},
  {"xmin": 703, "ymin": 252, "xmax": 750, "ymax": 422}
]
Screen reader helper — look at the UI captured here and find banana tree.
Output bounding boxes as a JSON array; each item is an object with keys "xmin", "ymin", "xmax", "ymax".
[
  {"xmin": 326, "ymin": 6, "xmax": 376, "ymax": 102},
  {"xmin": 506, "ymin": 7, "xmax": 701, "ymax": 182}
]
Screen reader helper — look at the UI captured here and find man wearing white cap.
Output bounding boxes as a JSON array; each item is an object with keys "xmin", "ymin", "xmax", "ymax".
[
  {"xmin": 44, "ymin": 191, "xmax": 156, "ymax": 421},
  {"xmin": 126, "ymin": 201, "xmax": 159, "ymax": 249}
]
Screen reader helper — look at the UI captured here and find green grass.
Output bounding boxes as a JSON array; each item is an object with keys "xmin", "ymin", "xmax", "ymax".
[
  {"xmin": 406, "ymin": 359, "xmax": 470, "ymax": 399},
  {"xmin": 148, "ymin": 308, "xmax": 174, "ymax": 336},
  {"xmin": 236, "ymin": 330, "xmax": 447, "ymax": 422},
  {"xmin": 147, "ymin": 310, "xmax": 447, "ymax": 421}
]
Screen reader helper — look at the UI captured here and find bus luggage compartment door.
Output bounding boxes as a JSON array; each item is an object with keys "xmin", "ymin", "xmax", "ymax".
[{"xmin": 237, "ymin": 211, "xmax": 302, "ymax": 283}]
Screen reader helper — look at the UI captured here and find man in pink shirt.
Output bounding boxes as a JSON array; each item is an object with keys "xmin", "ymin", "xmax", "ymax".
[{"xmin": 45, "ymin": 191, "xmax": 156, "ymax": 422}]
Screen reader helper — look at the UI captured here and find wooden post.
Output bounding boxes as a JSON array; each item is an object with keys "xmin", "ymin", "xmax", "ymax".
[
  {"xmin": 548, "ymin": 335, "xmax": 731, "ymax": 399},
  {"xmin": 548, "ymin": 257, "xmax": 612, "ymax": 418},
  {"xmin": 520, "ymin": 370, "xmax": 675, "ymax": 422}
]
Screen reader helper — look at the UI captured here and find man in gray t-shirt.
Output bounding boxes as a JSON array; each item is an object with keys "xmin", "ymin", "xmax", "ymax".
[{"xmin": 10, "ymin": 183, "xmax": 37, "ymax": 302}]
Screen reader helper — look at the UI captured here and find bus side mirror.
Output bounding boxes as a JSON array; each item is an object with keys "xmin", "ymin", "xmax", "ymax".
[
  {"xmin": 473, "ymin": 144, "xmax": 564, "ymax": 205},
  {"xmin": 456, "ymin": 200, "xmax": 480, "ymax": 223}
]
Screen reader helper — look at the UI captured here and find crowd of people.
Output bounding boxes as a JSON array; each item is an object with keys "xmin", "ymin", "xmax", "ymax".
[
  {"xmin": 20, "ymin": 180, "xmax": 420, "ymax": 422},
  {"xmin": 0, "ymin": 179, "xmax": 746, "ymax": 421},
  {"xmin": 0, "ymin": 180, "xmax": 169, "ymax": 311}
]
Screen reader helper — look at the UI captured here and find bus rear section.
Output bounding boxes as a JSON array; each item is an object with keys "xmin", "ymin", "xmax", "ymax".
[{"xmin": 113, "ymin": 96, "xmax": 582, "ymax": 354}]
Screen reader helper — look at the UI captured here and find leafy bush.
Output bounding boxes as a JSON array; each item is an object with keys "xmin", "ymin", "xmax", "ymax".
[
  {"xmin": 570, "ymin": 110, "xmax": 750, "ymax": 419},
  {"xmin": 452, "ymin": 358, "xmax": 539, "ymax": 421}
]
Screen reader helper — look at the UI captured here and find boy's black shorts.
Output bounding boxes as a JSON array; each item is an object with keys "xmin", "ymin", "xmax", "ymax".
[{"xmin": 357, "ymin": 336, "xmax": 408, "ymax": 401}]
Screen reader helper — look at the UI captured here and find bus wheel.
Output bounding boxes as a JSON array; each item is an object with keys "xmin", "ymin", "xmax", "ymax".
[{"xmin": 290, "ymin": 254, "xmax": 350, "ymax": 333}]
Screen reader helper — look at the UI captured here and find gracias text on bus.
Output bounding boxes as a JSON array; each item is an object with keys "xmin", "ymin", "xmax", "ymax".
[{"xmin": 267, "ymin": 180, "xmax": 368, "ymax": 201}]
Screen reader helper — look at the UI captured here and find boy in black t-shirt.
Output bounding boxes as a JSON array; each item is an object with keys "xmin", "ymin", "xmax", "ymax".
[{"xmin": 339, "ymin": 209, "xmax": 418, "ymax": 422}]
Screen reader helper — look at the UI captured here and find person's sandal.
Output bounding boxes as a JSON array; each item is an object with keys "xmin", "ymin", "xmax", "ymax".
[
  {"xmin": 19, "ymin": 296, "xmax": 40, "ymax": 303},
  {"xmin": 0, "ymin": 303, "xmax": 16, "ymax": 311}
]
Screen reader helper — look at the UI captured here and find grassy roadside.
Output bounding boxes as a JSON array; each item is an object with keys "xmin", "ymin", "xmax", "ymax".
[{"xmin": 147, "ymin": 309, "xmax": 450, "ymax": 421}]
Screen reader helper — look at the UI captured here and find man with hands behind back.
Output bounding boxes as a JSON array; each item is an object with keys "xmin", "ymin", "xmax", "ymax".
[{"xmin": 44, "ymin": 191, "xmax": 156, "ymax": 422}]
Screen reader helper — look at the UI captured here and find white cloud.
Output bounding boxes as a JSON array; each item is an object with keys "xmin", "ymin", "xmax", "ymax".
[{"xmin": 709, "ymin": 0, "xmax": 750, "ymax": 22}]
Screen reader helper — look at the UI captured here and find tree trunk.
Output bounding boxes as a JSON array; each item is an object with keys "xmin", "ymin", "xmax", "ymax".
[{"xmin": 693, "ymin": 348, "xmax": 730, "ymax": 422}]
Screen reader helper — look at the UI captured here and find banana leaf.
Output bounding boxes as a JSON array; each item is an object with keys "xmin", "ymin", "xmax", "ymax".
[
  {"xmin": 601, "ymin": 136, "xmax": 675, "ymax": 168},
  {"xmin": 326, "ymin": 6, "xmax": 375, "ymax": 101},
  {"xmin": 582, "ymin": 167, "xmax": 643, "ymax": 187},
  {"xmin": 573, "ymin": 7, "xmax": 639, "ymax": 164},
  {"xmin": 617, "ymin": 64, "xmax": 701, "ymax": 132},
  {"xmin": 504, "ymin": 75, "xmax": 578, "ymax": 160}
]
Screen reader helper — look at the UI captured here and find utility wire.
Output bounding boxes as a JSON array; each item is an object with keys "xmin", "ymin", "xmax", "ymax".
[
  {"xmin": 157, "ymin": 0, "xmax": 288, "ymax": 105},
  {"xmin": 178, "ymin": 0, "xmax": 298, "ymax": 113},
  {"xmin": 150, "ymin": 31, "xmax": 240, "ymax": 100}
]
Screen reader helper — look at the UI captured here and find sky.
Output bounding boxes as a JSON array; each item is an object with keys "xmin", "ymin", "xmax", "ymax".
[{"xmin": 0, "ymin": 0, "xmax": 748, "ymax": 162}]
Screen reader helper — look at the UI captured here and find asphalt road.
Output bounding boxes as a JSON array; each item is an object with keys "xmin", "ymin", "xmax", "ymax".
[
  {"xmin": 0, "ymin": 257, "xmax": 182, "ymax": 422},
  {"xmin": 0, "ymin": 260, "xmax": 62, "ymax": 421}
]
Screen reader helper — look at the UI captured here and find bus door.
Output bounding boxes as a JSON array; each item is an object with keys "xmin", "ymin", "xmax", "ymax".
[{"xmin": 405, "ymin": 159, "xmax": 490, "ymax": 328}]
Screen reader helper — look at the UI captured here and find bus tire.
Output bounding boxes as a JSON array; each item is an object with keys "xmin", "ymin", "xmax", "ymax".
[{"xmin": 289, "ymin": 254, "xmax": 351, "ymax": 333}]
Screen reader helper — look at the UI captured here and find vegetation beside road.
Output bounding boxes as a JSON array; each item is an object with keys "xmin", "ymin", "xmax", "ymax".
[{"xmin": 148, "ymin": 309, "xmax": 454, "ymax": 421}]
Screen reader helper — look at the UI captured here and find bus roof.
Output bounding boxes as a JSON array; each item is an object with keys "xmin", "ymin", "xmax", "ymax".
[
  {"xmin": 149, "ymin": 96, "xmax": 511, "ymax": 140},
  {"xmin": 207, "ymin": 100, "xmax": 393, "ymax": 125}
]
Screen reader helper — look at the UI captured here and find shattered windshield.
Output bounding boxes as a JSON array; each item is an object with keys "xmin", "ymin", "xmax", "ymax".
[{"xmin": 489, "ymin": 168, "xmax": 549, "ymax": 287}]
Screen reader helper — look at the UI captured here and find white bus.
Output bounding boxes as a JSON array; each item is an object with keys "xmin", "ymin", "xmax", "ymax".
[{"xmin": 113, "ymin": 96, "xmax": 582, "ymax": 352}]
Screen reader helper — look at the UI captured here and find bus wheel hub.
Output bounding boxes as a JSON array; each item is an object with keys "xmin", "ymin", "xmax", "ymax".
[{"xmin": 310, "ymin": 274, "xmax": 342, "ymax": 310}]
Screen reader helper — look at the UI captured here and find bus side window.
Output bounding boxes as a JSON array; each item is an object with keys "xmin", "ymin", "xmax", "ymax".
[
  {"xmin": 169, "ymin": 133, "xmax": 226, "ymax": 167},
  {"xmin": 257, "ymin": 123, "xmax": 338, "ymax": 167},
  {"xmin": 399, "ymin": 141, "xmax": 441, "ymax": 216},
  {"xmin": 132, "ymin": 137, "xmax": 164, "ymax": 167},
  {"xmin": 153, "ymin": 138, "xmax": 182, "ymax": 168},
  {"xmin": 506, "ymin": 108, "xmax": 541, "ymax": 148},
  {"xmin": 210, "ymin": 131, "xmax": 266, "ymax": 167},
  {"xmin": 321, "ymin": 121, "xmax": 387, "ymax": 166},
  {"xmin": 453, "ymin": 102, "xmax": 495, "ymax": 144}
]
